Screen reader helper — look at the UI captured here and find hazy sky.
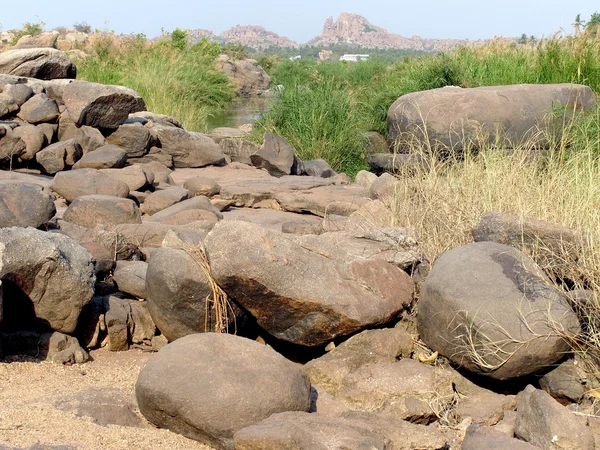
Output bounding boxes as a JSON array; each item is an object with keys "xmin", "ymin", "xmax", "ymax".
[{"xmin": 0, "ymin": 1, "xmax": 597, "ymax": 42}]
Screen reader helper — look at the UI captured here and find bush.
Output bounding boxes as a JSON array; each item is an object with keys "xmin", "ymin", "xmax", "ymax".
[{"xmin": 73, "ymin": 21, "xmax": 92, "ymax": 34}]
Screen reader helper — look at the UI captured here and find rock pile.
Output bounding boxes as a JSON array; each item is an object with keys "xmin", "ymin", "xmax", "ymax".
[{"xmin": 0, "ymin": 48, "xmax": 596, "ymax": 450}]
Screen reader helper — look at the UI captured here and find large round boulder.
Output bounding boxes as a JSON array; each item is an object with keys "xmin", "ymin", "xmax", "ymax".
[
  {"xmin": 0, "ymin": 182, "xmax": 55, "ymax": 228},
  {"xmin": 417, "ymin": 241, "xmax": 580, "ymax": 380},
  {"xmin": 135, "ymin": 333, "xmax": 312, "ymax": 449},
  {"xmin": 388, "ymin": 84, "xmax": 596, "ymax": 153},
  {"xmin": 0, "ymin": 227, "xmax": 94, "ymax": 333}
]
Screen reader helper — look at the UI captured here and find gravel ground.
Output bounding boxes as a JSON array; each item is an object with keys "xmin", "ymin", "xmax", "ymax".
[{"xmin": 0, "ymin": 349, "xmax": 211, "ymax": 450}]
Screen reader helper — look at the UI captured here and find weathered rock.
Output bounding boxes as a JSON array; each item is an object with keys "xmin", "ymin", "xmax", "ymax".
[
  {"xmin": 153, "ymin": 125, "xmax": 225, "ymax": 168},
  {"xmin": 363, "ymin": 131, "xmax": 389, "ymax": 154},
  {"xmin": 51, "ymin": 169, "xmax": 130, "ymax": 202},
  {"xmin": 160, "ymin": 209, "xmax": 219, "ymax": 225},
  {"xmin": 106, "ymin": 123, "xmax": 152, "ymax": 158},
  {"xmin": 105, "ymin": 295, "xmax": 133, "ymax": 351},
  {"xmin": 0, "ymin": 124, "xmax": 26, "ymax": 162},
  {"xmin": 112, "ymin": 222, "xmax": 212, "ymax": 248},
  {"xmin": 539, "ymin": 360, "xmax": 586, "ymax": 405},
  {"xmin": 135, "ymin": 333, "xmax": 311, "ymax": 449},
  {"xmin": 417, "ymin": 242, "xmax": 581, "ymax": 380},
  {"xmin": 13, "ymin": 31, "xmax": 60, "ymax": 49},
  {"xmin": 99, "ymin": 165, "xmax": 148, "ymax": 192},
  {"xmin": 369, "ymin": 172, "xmax": 399, "ymax": 200},
  {"xmin": 234, "ymin": 411, "xmax": 448, "ymax": 450},
  {"xmin": 463, "ymin": 424, "xmax": 542, "ymax": 450},
  {"xmin": 146, "ymin": 196, "xmax": 222, "ymax": 223},
  {"xmin": 59, "ymin": 120, "xmax": 106, "ymax": 154},
  {"xmin": 13, "ymin": 123, "xmax": 46, "ymax": 160},
  {"xmin": 183, "ymin": 176, "xmax": 221, "ymax": 197},
  {"xmin": 36, "ymin": 122, "xmax": 57, "ymax": 144},
  {"xmin": 140, "ymin": 186, "xmax": 189, "ymax": 216},
  {"xmin": 205, "ymin": 221, "xmax": 414, "ymax": 346},
  {"xmin": 0, "ymin": 48, "xmax": 76, "ymax": 79},
  {"xmin": 145, "ymin": 247, "xmax": 223, "ymax": 341},
  {"xmin": 0, "ymin": 330, "xmax": 89, "ymax": 364},
  {"xmin": 215, "ymin": 54, "xmax": 271, "ymax": 96},
  {"xmin": 456, "ymin": 392, "xmax": 517, "ymax": 426},
  {"xmin": 63, "ymin": 195, "xmax": 142, "ymax": 228},
  {"xmin": 17, "ymin": 93, "xmax": 59, "ymax": 124},
  {"xmin": 302, "ymin": 159, "xmax": 336, "ymax": 178},
  {"xmin": 336, "ymin": 359, "xmax": 455, "ymax": 424},
  {"xmin": 515, "ymin": 385, "xmax": 593, "ymax": 450},
  {"xmin": 2, "ymin": 83, "xmax": 34, "ymax": 106},
  {"xmin": 113, "ymin": 261, "xmax": 147, "ymax": 299},
  {"xmin": 72, "ymin": 144, "xmax": 127, "ymax": 169},
  {"xmin": 275, "ymin": 184, "xmax": 370, "ymax": 217},
  {"xmin": 0, "ymin": 182, "xmax": 55, "ymax": 228},
  {"xmin": 219, "ymin": 138, "xmax": 258, "ymax": 164},
  {"xmin": 250, "ymin": 132, "xmax": 300, "ymax": 177},
  {"xmin": 62, "ymin": 81, "xmax": 146, "ymax": 129},
  {"xmin": 35, "ymin": 139, "xmax": 82, "ymax": 175},
  {"xmin": 305, "ymin": 328, "xmax": 414, "ymax": 395},
  {"xmin": 281, "ymin": 218, "xmax": 323, "ymax": 235},
  {"xmin": 135, "ymin": 161, "xmax": 171, "ymax": 184},
  {"xmin": 0, "ymin": 227, "xmax": 94, "ymax": 333},
  {"xmin": 129, "ymin": 301, "xmax": 156, "ymax": 343},
  {"xmin": 388, "ymin": 84, "xmax": 597, "ymax": 153}
]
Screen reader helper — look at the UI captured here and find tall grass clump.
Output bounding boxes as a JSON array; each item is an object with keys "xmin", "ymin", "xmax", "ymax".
[{"xmin": 78, "ymin": 33, "xmax": 235, "ymax": 131}]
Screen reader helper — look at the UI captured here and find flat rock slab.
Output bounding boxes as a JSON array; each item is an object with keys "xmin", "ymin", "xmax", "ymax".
[
  {"xmin": 275, "ymin": 185, "xmax": 370, "ymax": 217},
  {"xmin": 169, "ymin": 164, "xmax": 287, "ymax": 187},
  {"xmin": 222, "ymin": 207, "xmax": 322, "ymax": 232},
  {"xmin": 0, "ymin": 170, "xmax": 52, "ymax": 188}
]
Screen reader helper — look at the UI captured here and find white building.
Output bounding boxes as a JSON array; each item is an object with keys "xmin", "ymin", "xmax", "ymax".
[{"xmin": 339, "ymin": 54, "xmax": 370, "ymax": 62}]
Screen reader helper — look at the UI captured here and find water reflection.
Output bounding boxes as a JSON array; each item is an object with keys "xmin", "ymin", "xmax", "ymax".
[{"xmin": 207, "ymin": 97, "xmax": 270, "ymax": 130}]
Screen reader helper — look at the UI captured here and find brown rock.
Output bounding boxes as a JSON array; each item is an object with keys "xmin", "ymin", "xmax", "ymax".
[
  {"xmin": 63, "ymin": 195, "xmax": 142, "ymax": 228},
  {"xmin": 51, "ymin": 168, "xmax": 130, "ymax": 202}
]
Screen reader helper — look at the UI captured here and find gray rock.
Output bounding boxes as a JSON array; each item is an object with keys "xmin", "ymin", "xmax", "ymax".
[
  {"xmin": 417, "ymin": 242, "xmax": 581, "ymax": 380},
  {"xmin": 514, "ymin": 385, "xmax": 593, "ymax": 449},
  {"xmin": 0, "ymin": 330, "xmax": 89, "ymax": 364},
  {"xmin": 62, "ymin": 81, "xmax": 145, "ymax": 129},
  {"xmin": 2, "ymin": 83, "xmax": 34, "ymax": 106},
  {"xmin": 35, "ymin": 139, "xmax": 82, "ymax": 175},
  {"xmin": 369, "ymin": 173, "xmax": 399, "ymax": 200},
  {"xmin": 0, "ymin": 227, "xmax": 94, "ymax": 333},
  {"xmin": 140, "ymin": 186, "xmax": 189, "ymax": 216},
  {"xmin": 0, "ymin": 48, "xmax": 76, "ymax": 79},
  {"xmin": 463, "ymin": 423, "xmax": 542, "ymax": 450},
  {"xmin": 59, "ymin": 120, "xmax": 106, "ymax": 153},
  {"xmin": 214, "ymin": 54, "xmax": 271, "ymax": 96},
  {"xmin": 17, "ymin": 93, "xmax": 59, "ymax": 124},
  {"xmin": 136, "ymin": 333, "xmax": 311, "ymax": 449},
  {"xmin": 0, "ymin": 182, "xmax": 55, "ymax": 228},
  {"xmin": 0, "ymin": 124, "xmax": 26, "ymax": 162},
  {"xmin": 99, "ymin": 165, "xmax": 149, "ymax": 192},
  {"xmin": 13, "ymin": 123, "xmax": 46, "ymax": 160},
  {"xmin": 539, "ymin": 360, "xmax": 586, "ymax": 405},
  {"xmin": 234, "ymin": 411, "xmax": 448, "ymax": 450},
  {"xmin": 302, "ymin": 159, "xmax": 336, "ymax": 178},
  {"xmin": 251, "ymin": 132, "xmax": 300, "ymax": 177},
  {"xmin": 219, "ymin": 138, "xmax": 258, "ymax": 165},
  {"xmin": 388, "ymin": 84, "xmax": 596, "ymax": 153},
  {"xmin": 367, "ymin": 152, "xmax": 426, "ymax": 175},
  {"xmin": 105, "ymin": 295, "xmax": 132, "ymax": 351},
  {"xmin": 113, "ymin": 261, "xmax": 147, "ymax": 299},
  {"xmin": 153, "ymin": 125, "xmax": 226, "ymax": 168},
  {"xmin": 13, "ymin": 31, "xmax": 60, "ymax": 49},
  {"xmin": 456, "ymin": 392, "xmax": 517, "ymax": 426},
  {"xmin": 205, "ymin": 221, "xmax": 414, "ymax": 346},
  {"xmin": 72, "ymin": 144, "xmax": 127, "ymax": 170},
  {"xmin": 51, "ymin": 169, "xmax": 130, "ymax": 203},
  {"xmin": 63, "ymin": 195, "xmax": 142, "ymax": 228},
  {"xmin": 106, "ymin": 123, "xmax": 152, "ymax": 158},
  {"xmin": 129, "ymin": 300, "xmax": 156, "ymax": 343}
]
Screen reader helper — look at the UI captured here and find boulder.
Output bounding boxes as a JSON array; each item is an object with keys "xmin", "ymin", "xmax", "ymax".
[
  {"xmin": 205, "ymin": 221, "xmax": 414, "ymax": 346},
  {"xmin": 17, "ymin": 93, "xmax": 60, "ymax": 124},
  {"xmin": 0, "ymin": 227, "xmax": 94, "ymax": 333},
  {"xmin": 35, "ymin": 139, "xmax": 82, "ymax": 175},
  {"xmin": 135, "ymin": 333, "xmax": 311, "ymax": 449},
  {"xmin": 0, "ymin": 124, "xmax": 26, "ymax": 162},
  {"xmin": 51, "ymin": 169, "xmax": 130, "ymax": 202},
  {"xmin": 305, "ymin": 328, "xmax": 414, "ymax": 394},
  {"xmin": 539, "ymin": 359, "xmax": 586, "ymax": 405},
  {"xmin": 367, "ymin": 153, "xmax": 426, "ymax": 175},
  {"xmin": 106, "ymin": 123, "xmax": 152, "ymax": 157},
  {"xmin": 462, "ymin": 424, "xmax": 542, "ymax": 450},
  {"xmin": 302, "ymin": 159, "xmax": 336, "ymax": 178},
  {"xmin": 62, "ymin": 81, "xmax": 146, "ymax": 129},
  {"xmin": 0, "ymin": 330, "xmax": 89, "ymax": 364},
  {"xmin": 113, "ymin": 261, "xmax": 147, "ymax": 299},
  {"xmin": 146, "ymin": 196, "xmax": 222, "ymax": 223},
  {"xmin": 13, "ymin": 31, "xmax": 60, "ymax": 49},
  {"xmin": 219, "ymin": 138, "xmax": 258, "ymax": 165},
  {"xmin": 59, "ymin": 120, "xmax": 106, "ymax": 153},
  {"xmin": 214, "ymin": 54, "xmax": 271, "ymax": 95},
  {"xmin": 417, "ymin": 242, "xmax": 580, "ymax": 380},
  {"xmin": 153, "ymin": 125, "xmax": 226, "ymax": 168},
  {"xmin": 13, "ymin": 123, "xmax": 46, "ymax": 160},
  {"xmin": 99, "ymin": 165, "xmax": 148, "ymax": 192},
  {"xmin": 0, "ymin": 48, "xmax": 76, "ymax": 79},
  {"xmin": 514, "ymin": 385, "xmax": 593, "ymax": 449},
  {"xmin": 72, "ymin": 144, "xmax": 127, "ymax": 170},
  {"xmin": 250, "ymin": 132, "xmax": 300, "ymax": 177},
  {"xmin": 456, "ymin": 391, "xmax": 517, "ymax": 426},
  {"xmin": 112, "ymin": 222, "xmax": 213, "ymax": 248},
  {"xmin": 63, "ymin": 195, "xmax": 142, "ymax": 228},
  {"xmin": 275, "ymin": 185, "xmax": 370, "ymax": 217},
  {"xmin": 145, "ymin": 247, "xmax": 228, "ymax": 341},
  {"xmin": 183, "ymin": 176, "xmax": 220, "ymax": 197},
  {"xmin": 0, "ymin": 182, "xmax": 55, "ymax": 228},
  {"xmin": 234, "ymin": 411, "xmax": 448, "ymax": 450},
  {"xmin": 140, "ymin": 186, "xmax": 189, "ymax": 216},
  {"xmin": 2, "ymin": 83, "xmax": 34, "ymax": 106},
  {"xmin": 388, "ymin": 84, "xmax": 597, "ymax": 153}
]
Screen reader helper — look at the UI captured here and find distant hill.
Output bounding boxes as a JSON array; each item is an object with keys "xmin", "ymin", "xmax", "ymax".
[{"xmin": 187, "ymin": 12, "xmax": 479, "ymax": 52}]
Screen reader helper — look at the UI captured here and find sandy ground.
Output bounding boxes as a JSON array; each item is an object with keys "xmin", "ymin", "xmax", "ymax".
[{"xmin": 0, "ymin": 349, "xmax": 211, "ymax": 450}]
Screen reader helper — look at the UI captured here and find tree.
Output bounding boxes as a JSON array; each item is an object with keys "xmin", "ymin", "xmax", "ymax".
[
  {"xmin": 517, "ymin": 33, "xmax": 528, "ymax": 45},
  {"xmin": 170, "ymin": 28, "xmax": 187, "ymax": 50}
]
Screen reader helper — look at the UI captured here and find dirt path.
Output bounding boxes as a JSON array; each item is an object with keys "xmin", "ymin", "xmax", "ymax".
[{"xmin": 0, "ymin": 349, "xmax": 210, "ymax": 450}]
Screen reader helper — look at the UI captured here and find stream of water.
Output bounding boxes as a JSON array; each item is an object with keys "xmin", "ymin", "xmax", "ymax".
[{"xmin": 206, "ymin": 97, "xmax": 270, "ymax": 130}]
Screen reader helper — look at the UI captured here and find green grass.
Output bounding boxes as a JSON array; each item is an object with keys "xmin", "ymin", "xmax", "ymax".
[{"xmin": 77, "ymin": 34, "xmax": 235, "ymax": 132}]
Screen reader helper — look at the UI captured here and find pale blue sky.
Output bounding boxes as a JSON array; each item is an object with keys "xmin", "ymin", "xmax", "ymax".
[{"xmin": 1, "ymin": 1, "xmax": 597, "ymax": 42}]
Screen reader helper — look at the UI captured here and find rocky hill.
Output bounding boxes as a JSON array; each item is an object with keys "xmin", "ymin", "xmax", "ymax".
[
  {"xmin": 219, "ymin": 25, "xmax": 299, "ymax": 50},
  {"xmin": 186, "ymin": 12, "xmax": 476, "ymax": 52},
  {"xmin": 308, "ymin": 13, "xmax": 474, "ymax": 52}
]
